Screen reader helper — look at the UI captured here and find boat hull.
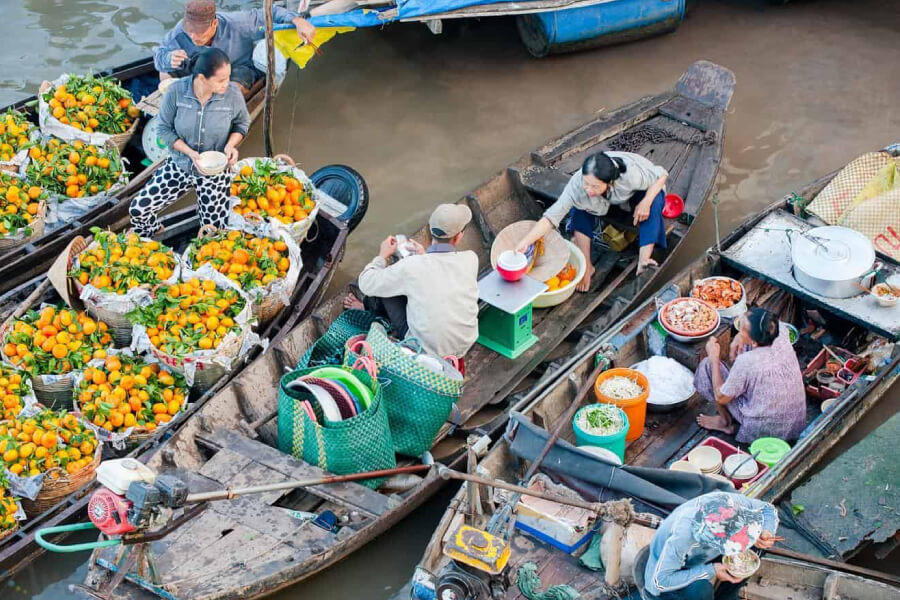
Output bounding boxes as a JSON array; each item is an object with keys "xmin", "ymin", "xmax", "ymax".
[{"xmin": 517, "ymin": 0, "xmax": 685, "ymax": 58}]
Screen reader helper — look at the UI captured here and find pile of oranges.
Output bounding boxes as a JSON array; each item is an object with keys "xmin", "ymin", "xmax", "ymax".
[
  {"xmin": 43, "ymin": 75, "xmax": 139, "ymax": 135},
  {"xmin": 0, "ymin": 171, "xmax": 45, "ymax": 237},
  {"xmin": 73, "ymin": 230, "xmax": 177, "ymax": 294},
  {"xmin": 0, "ymin": 365, "xmax": 31, "ymax": 422},
  {"xmin": 25, "ymin": 138, "xmax": 124, "ymax": 199},
  {"xmin": 3, "ymin": 306, "xmax": 113, "ymax": 376},
  {"xmin": 544, "ymin": 263, "xmax": 578, "ymax": 292},
  {"xmin": 0, "ymin": 109, "xmax": 34, "ymax": 163},
  {"xmin": 0, "ymin": 409, "xmax": 98, "ymax": 478},
  {"xmin": 230, "ymin": 161, "xmax": 316, "ymax": 226},
  {"xmin": 188, "ymin": 230, "xmax": 290, "ymax": 291},
  {"xmin": 128, "ymin": 278, "xmax": 245, "ymax": 356},
  {"xmin": 0, "ymin": 477, "xmax": 18, "ymax": 534},
  {"xmin": 76, "ymin": 354, "xmax": 188, "ymax": 434}
]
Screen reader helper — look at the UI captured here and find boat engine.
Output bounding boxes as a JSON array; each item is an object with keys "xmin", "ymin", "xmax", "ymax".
[
  {"xmin": 88, "ymin": 458, "xmax": 188, "ymax": 537},
  {"xmin": 435, "ymin": 525, "xmax": 511, "ymax": 600},
  {"xmin": 435, "ymin": 561, "xmax": 508, "ymax": 600}
]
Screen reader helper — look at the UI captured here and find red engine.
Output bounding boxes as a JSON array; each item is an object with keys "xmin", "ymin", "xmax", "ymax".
[{"xmin": 88, "ymin": 488, "xmax": 136, "ymax": 536}]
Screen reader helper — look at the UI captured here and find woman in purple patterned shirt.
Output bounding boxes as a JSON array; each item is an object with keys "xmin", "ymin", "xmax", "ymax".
[{"xmin": 694, "ymin": 308, "xmax": 806, "ymax": 443}]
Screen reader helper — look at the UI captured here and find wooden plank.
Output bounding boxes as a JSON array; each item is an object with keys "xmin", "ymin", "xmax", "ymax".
[
  {"xmin": 674, "ymin": 60, "xmax": 736, "ymax": 110},
  {"xmin": 198, "ymin": 447, "xmax": 254, "ymax": 484},
  {"xmin": 154, "ymin": 510, "xmax": 241, "ymax": 576},
  {"xmin": 185, "ymin": 541, "xmax": 301, "ymax": 599},
  {"xmin": 658, "ymin": 96, "xmax": 716, "ymax": 132},
  {"xmin": 199, "ymin": 428, "xmax": 394, "ymax": 517},
  {"xmin": 517, "ymin": 166, "xmax": 570, "ymax": 202},
  {"xmin": 166, "ymin": 524, "xmax": 281, "ymax": 584},
  {"xmin": 225, "ymin": 460, "xmax": 292, "ymax": 506},
  {"xmin": 208, "ymin": 495, "xmax": 312, "ymax": 536}
]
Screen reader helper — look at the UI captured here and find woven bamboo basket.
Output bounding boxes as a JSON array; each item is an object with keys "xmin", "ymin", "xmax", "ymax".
[
  {"xmin": 0, "ymin": 199, "xmax": 47, "ymax": 252},
  {"xmin": 21, "ymin": 447, "xmax": 101, "ymax": 516},
  {"xmin": 30, "ymin": 373, "xmax": 77, "ymax": 410},
  {"xmin": 187, "ymin": 224, "xmax": 299, "ymax": 326},
  {"xmin": 38, "ymin": 81, "xmax": 138, "ymax": 153},
  {"xmin": 72, "ymin": 278, "xmax": 135, "ymax": 347},
  {"xmin": 148, "ymin": 329, "xmax": 245, "ymax": 394},
  {"xmin": 0, "ymin": 523, "xmax": 18, "ymax": 543}
]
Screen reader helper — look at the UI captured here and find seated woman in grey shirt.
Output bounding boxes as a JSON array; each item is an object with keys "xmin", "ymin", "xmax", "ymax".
[
  {"xmin": 129, "ymin": 48, "xmax": 250, "ymax": 238},
  {"xmin": 516, "ymin": 151, "xmax": 669, "ymax": 290}
]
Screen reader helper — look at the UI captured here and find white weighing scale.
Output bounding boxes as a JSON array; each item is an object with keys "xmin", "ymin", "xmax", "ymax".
[{"xmin": 476, "ymin": 271, "xmax": 547, "ymax": 359}]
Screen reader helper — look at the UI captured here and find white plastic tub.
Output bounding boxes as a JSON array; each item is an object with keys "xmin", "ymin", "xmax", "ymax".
[{"xmin": 533, "ymin": 240, "xmax": 586, "ymax": 308}]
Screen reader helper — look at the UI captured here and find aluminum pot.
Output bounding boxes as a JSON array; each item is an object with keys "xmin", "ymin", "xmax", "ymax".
[{"xmin": 790, "ymin": 226, "xmax": 879, "ymax": 299}]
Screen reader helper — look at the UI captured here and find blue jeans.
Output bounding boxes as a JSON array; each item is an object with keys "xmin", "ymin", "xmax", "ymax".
[
  {"xmin": 568, "ymin": 190, "xmax": 667, "ymax": 249},
  {"xmin": 655, "ymin": 579, "xmax": 743, "ymax": 600}
]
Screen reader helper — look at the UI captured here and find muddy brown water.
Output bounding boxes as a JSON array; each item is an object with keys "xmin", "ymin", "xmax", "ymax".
[{"xmin": 2, "ymin": 0, "xmax": 899, "ymax": 597}]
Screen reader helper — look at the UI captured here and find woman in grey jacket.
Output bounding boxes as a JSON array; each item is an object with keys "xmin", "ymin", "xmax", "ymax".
[{"xmin": 130, "ymin": 48, "xmax": 250, "ymax": 237}]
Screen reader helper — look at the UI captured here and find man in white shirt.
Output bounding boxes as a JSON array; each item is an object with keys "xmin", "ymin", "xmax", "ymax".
[{"xmin": 344, "ymin": 204, "xmax": 480, "ymax": 359}]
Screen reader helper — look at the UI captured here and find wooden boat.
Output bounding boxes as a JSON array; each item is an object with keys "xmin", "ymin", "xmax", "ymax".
[
  {"xmin": 0, "ymin": 56, "xmax": 279, "ymax": 295},
  {"xmin": 74, "ymin": 61, "xmax": 734, "ymax": 600},
  {"xmin": 405, "ymin": 155, "xmax": 900, "ymax": 600},
  {"xmin": 0, "ymin": 201, "xmax": 353, "ymax": 581}
]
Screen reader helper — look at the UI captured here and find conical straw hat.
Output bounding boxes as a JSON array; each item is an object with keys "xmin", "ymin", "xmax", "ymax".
[{"xmin": 490, "ymin": 221, "xmax": 570, "ymax": 282}]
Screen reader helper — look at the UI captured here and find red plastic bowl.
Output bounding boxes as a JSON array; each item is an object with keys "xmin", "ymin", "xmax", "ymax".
[
  {"xmin": 663, "ymin": 193, "xmax": 685, "ymax": 219},
  {"xmin": 497, "ymin": 250, "xmax": 529, "ymax": 282}
]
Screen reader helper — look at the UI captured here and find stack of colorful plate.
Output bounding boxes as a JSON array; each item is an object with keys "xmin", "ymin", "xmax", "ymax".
[
  {"xmin": 285, "ymin": 367, "xmax": 373, "ymax": 425},
  {"xmin": 687, "ymin": 446, "xmax": 723, "ymax": 475}
]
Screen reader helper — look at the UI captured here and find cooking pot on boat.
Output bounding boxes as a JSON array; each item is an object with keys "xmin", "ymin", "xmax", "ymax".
[{"xmin": 790, "ymin": 226, "xmax": 879, "ymax": 299}]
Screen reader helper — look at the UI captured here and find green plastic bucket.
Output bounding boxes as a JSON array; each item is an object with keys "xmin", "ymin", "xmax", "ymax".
[
  {"xmin": 572, "ymin": 404, "xmax": 630, "ymax": 463},
  {"xmin": 750, "ymin": 437, "xmax": 791, "ymax": 467}
]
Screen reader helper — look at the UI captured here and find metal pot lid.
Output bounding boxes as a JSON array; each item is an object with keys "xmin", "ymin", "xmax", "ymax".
[{"xmin": 791, "ymin": 226, "xmax": 874, "ymax": 280}]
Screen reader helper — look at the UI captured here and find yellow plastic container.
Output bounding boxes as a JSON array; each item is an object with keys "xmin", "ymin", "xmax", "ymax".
[{"xmin": 593, "ymin": 368, "xmax": 649, "ymax": 442}]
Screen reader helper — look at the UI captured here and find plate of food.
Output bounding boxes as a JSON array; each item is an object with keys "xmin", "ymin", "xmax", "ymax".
[
  {"xmin": 690, "ymin": 276, "xmax": 746, "ymax": 318},
  {"xmin": 658, "ymin": 297, "xmax": 720, "ymax": 342},
  {"xmin": 724, "ymin": 549, "xmax": 760, "ymax": 579},
  {"xmin": 871, "ymin": 281, "xmax": 899, "ymax": 308}
]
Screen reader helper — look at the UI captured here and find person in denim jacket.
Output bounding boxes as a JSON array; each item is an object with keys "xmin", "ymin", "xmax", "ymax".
[{"xmin": 130, "ymin": 48, "xmax": 250, "ymax": 238}]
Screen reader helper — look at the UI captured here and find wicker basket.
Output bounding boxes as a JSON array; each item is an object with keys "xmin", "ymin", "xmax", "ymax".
[
  {"xmin": 0, "ymin": 200, "xmax": 46, "ymax": 253},
  {"xmin": 72, "ymin": 278, "xmax": 135, "ymax": 347},
  {"xmin": 0, "ymin": 523, "xmax": 18, "ymax": 544},
  {"xmin": 186, "ymin": 224, "xmax": 300, "ymax": 326},
  {"xmin": 38, "ymin": 80, "xmax": 138, "ymax": 153},
  {"xmin": 21, "ymin": 447, "xmax": 101, "ymax": 516},
  {"xmin": 30, "ymin": 373, "xmax": 77, "ymax": 410},
  {"xmin": 148, "ymin": 333, "xmax": 244, "ymax": 394}
]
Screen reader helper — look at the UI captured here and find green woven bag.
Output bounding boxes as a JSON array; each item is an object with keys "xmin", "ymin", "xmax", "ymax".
[
  {"xmin": 296, "ymin": 309, "xmax": 381, "ymax": 370},
  {"xmin": 345, "ymin": 323, "xmax": 463, "ymax": 457},
  {"xmin": 277, "ymin": 366, "xmax": 396, "ymax": 489}
]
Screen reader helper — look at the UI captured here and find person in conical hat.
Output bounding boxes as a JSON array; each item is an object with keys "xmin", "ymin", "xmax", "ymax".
[
  {"xmin": 516, "ymin": 151, "xmax": 670, "ymax": 290},
  {"xmin": 344, "ymin": 204, "xmax": 479, "ymax": 359}
]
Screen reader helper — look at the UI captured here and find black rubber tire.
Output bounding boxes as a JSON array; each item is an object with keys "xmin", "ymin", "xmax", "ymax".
[{"xmin": 310, "ymin": 164, "xmax": 369, "ymax": 233}]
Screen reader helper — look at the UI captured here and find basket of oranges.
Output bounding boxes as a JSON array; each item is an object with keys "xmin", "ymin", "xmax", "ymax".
[
  {"xmin": 128, "ymin": 270, "xmax": 258, "ymax": 392},
  {"xmin": 0, "ymin": 364, "xmax": 37, "ymax": 422},
  {"xmin": 70, "ymin": 229, "xmax": 179, "ymax": 345},
  {"xmin": 0, "ymin": 408, "xmax": 101, "ymax": 515},
  {"xmin": 229, "ymin": 157, "xmax": 319, "ymax": 244},
  {"xmin": 1, "ymin": 305, "xmax": 114, "ymax": 408},
  {"xmin": 0, "ymin": 109, "xmax": 39, "ymax": 175},
  {"xmin": 74, "ymin": 351, "xmax": 188, "ymax": 449},
  {"xmin": 0, "ymin": 473, "xmax": 23, "ymax": 543},
  {"xmin": 25, "ymin": 138, "xmax": 128, "ymax": 228},
  {"xmin": 185, "ymin": 226, "xmax": 301, "ymax": 324},
  {"xmin": 38, "ymin": 74, "xmax": 140, "ymax": 152},
  {"xmin": 0, "ymin": 171, "xmax": 48, "ymax": 252}
]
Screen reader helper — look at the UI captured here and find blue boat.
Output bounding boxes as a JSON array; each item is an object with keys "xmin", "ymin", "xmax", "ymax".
[{"xmin": 517, "ymin": 0, "xmax": 686, "ymax": 57}]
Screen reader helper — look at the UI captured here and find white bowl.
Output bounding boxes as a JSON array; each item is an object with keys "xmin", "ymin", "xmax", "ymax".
[
  {"xmin": 196, "ymin": 151, "xmax": 228, "ymax": 176},
  {"xmin": 723, "ymin": 453, "xmax": 759, "ymax": 480},
  {"xmin": 871, "ymin": 283, "xmax": 900, "ymax": 308},
  {"xmin": 669, "ymin": 460, "xmax": 701, "ymax": 474},
  {"xmin": 533, "ymin": 240, "xmax": 587, "ymax": 308},
  {"xmin": 577, "ymin": 445, "xmax": 623, "ymax": 466},
  {"xmin": 688, "ymin": 446, "xmax": 723, "ymax": 473}
]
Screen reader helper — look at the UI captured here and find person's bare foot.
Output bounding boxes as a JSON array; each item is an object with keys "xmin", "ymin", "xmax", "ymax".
[
  {"xmin": 636, "ymin": 257, "xmax": 659, "ymax": 276},
  {"xmin": 343, "ymin": 294, "xmax": 364, "ymax": 310},
  {"xmin": 697, "ymin": 413, "xmax": 736, "ymax": 435},
  {"xmin": 576, "ymin": 264, "xmax": 594, "ymax": 293}
]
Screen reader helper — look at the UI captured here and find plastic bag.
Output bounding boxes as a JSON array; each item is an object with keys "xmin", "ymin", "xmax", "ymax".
[
  {"xmin": 38, "ymin": 74, "xmax": 125, "ymax": 148},
  {"xmin": 130, "ymin": 264, "xmax": 266, "ymax": 386}
]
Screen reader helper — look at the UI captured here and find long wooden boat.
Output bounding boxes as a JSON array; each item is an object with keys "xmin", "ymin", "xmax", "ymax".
[
  {"xmin": 0, "ymin": 56, "xmax": 277, "ymax": 295},
  {"xmin": 0, "ymin": 202, "xmax": 353, "ymax": 581},
  {"xmin": 405, "ymin": 156, "xmax": 900, "ymax": 600},
  {"xmin": 74, "ymin": 61, "xmax": 734, "ymax": 600}
]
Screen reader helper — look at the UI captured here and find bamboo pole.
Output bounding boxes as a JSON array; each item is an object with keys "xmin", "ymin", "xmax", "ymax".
[{"xmin": 263, "ymin": 0, "xmax": 275, "ymax": 157}]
